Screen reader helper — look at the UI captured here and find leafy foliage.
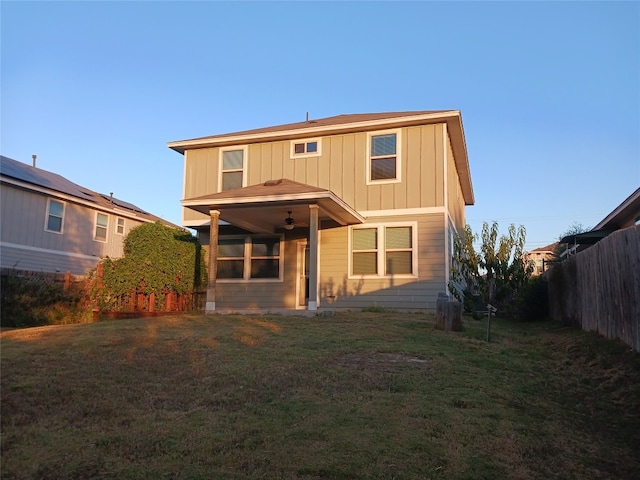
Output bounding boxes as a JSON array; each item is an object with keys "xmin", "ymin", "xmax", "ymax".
[
  {"xmin": 1, "ymin": 272, "xmax": 92, "ymax": 327},
  {"xmin": 514, "ymin": 275, "xmax": 549, "ymax": 321},
  {"xmin": 92, "ymin": 222, "xmax": 207, "ymax": 310},
  {"xmin": 449, "ymin": 225, "xmax": 481, "ymax": 313},
  {"xmin": 450, "ymin": 221, "xmax": 534, "ymax": 317},
  {"xmin": 554, "ymin": 221, "xmax": 593, "ymax": 256}
]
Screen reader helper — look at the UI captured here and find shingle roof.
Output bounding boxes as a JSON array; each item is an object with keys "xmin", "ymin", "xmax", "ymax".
[
  {"xmin": 185, "ymin": 178, "xmax": 329, "ymax": 202},
  {"xmin": 530, "ymin": 242, "xmax": 559, "ymax": 253},
  {"xmin": 177, "ymin": 111, "xmax": 454, "ymax": 144},
  {"xmin": 1, "ymin": 155, "xmax": 177, "ymax": 226},
  {"xmin": 169, "ymin": 109, "xmax": 475, "ymax": 206}
]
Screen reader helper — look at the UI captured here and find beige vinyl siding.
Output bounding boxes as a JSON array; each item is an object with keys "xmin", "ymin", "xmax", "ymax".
[
  {"xmin": 181, "ymin": 124, "xmax": 448, "ymax": 222},
  {"xmin": 0, "ymin": 244, "xmax": 100, "ymax": 275},
  {"xmin": 1, "ymin": 184, "xmax": 147, "ymax": 275},
  {"xmin": 183, "ymin": 148, "xmax": 218, "ymax": 224},
  {"xmin": 319, "ymin": 213, "xmax": 447, "ymax": 310},
  {"xmin": 446, "ymin": 133, "xmax": 465, "ymax": 232}
]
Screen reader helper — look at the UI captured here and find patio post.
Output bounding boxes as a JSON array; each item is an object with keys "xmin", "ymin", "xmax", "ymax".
[
  {"xmin": 308, "ymin": 204, "xmax": 319, "ymax": 311},
  {"xmin": 206, "ymin": 209, "xmax": 220, "ymax": 314}
]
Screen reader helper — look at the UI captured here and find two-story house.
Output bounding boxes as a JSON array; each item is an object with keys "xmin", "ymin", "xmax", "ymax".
[
  {"xmin": 168, "ymin": 111, "xmax": 474, "ymax": 313},
  {"xmin": 1, "ymin": 155, "xmax": 180, "ymax": 275},
  {"xmin": 523, "ymin": 242, "xmax": 559, "ymax": 276}
]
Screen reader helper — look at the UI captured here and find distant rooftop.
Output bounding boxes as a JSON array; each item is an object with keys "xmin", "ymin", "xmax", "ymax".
[{"xmin": 1, "ymin": 155, "xmax": 178, "ymax": 226}]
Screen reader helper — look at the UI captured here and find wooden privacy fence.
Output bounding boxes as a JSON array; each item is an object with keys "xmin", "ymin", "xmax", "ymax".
[
  {"xmin": 96, "ymin": 289, "xmax": 207, "ymax": 319},
  {"xmin": 0, "ymin": 268, "xmax": 82, "ymax": 291},
  {"xmin": 93, "ymin": 263, "xmax": 207, "ymax": 319},
  {"xmin": 546, "ymin": 226, "xmax": 640, "ymax": 352}
]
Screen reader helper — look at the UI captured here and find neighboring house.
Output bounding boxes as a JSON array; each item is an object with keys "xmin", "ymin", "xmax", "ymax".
[
  {"xmin": 560, "ymin": 187, "xmax": 640, "ymax": 256},
  {"xmin": 523, "ymin": 242, "xmax": 558, "ymax": 276},
  {"xmin": 168, "ymin": 111, "xmax": 475, "ymax": 313},
  {"xmin": 1, "ymin": 155, "xmax": 179, "ymax": 275}
]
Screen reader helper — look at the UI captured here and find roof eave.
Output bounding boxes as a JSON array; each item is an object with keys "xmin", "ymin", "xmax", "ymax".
[
  {"xmin": 167, "ymin": 111, "xmax": 462, "ymax": 153},
  {"xmin": 593, "ymin": 188, "xmax": 640, "ymax": 231}
]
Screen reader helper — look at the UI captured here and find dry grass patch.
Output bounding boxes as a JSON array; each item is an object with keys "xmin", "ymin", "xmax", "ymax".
[{"xmin": 1, "ymin": 313, "xmax": 639, "ymax": 479}]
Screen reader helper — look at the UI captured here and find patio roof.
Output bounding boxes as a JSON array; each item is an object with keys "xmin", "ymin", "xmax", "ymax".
[
  {"xmin": 182, "ymin": 179, "xmax": 364, "ymax": 233},
  {"xmin": 559, "ymin": 229, "xmax": 615, "ymax": 245}
]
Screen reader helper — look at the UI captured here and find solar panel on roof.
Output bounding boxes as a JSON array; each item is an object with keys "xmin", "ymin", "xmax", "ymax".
[{"xmin": 1, "ymin": 155, "xmax": 98, "ymax": 203}]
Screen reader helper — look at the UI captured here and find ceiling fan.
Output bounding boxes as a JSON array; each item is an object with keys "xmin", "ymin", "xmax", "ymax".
[{"xmin": 279, "ymin": 211, "xmax": 308, "ymax": 230}]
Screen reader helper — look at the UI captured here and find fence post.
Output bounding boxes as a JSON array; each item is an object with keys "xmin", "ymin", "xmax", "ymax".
[{"xmin": 148, "ymin": 292, "xmax": 155, "ymax": 312}]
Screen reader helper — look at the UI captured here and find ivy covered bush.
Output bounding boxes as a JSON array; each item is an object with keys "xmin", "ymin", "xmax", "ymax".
[{"xmin": 92, "ymin": 222, "xmax": 207, "ymax": 311}]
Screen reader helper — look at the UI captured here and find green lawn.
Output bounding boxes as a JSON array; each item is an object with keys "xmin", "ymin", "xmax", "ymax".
[{"xmin": 1, "ymin": 312, "xmax": 639, "ymax": 479}]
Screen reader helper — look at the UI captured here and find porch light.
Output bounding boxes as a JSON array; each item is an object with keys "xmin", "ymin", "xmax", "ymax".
[{"xmin": 284, "ymin": 211, "xmax": 295, "ymax": 230}]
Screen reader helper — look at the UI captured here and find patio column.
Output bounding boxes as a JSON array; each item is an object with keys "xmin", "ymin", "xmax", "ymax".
[
  {"xmin": 308, "ymin": 204, "xmax": 319, "ymax": 311},
  {"xmin": 206, "ymin": 209, "xmax": 220, "ymax": 314}
]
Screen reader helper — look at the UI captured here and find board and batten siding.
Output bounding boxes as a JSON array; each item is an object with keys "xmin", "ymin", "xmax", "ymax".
[
  {"xmin": 1, "ymin": 184, "xmax": 142, "ymax": 275},
  {"xmin": 318, "ymin": 213, "xmax": 447, "ymax": 310},
  {"xmin": 182, "ymin": 124, "xmax": 448, "ymax": 225},
  {"xmin": 446, "ymin": 134, "xmax": 465, "ymax": 233}
]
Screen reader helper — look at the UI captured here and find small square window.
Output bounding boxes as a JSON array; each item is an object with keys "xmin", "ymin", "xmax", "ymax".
[
  {"xmin": 116, "ymin": 217, "xmax": 125, "ymax": 235},
  {"xmin": 290, "ymin": 139, "xmax": 321, "ymax": 158}
]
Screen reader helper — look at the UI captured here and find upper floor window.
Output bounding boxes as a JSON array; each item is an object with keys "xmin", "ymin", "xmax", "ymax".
[
  {"xmin": 95, "ymin": 213, "xmax": 108, "ymax": 242},
  {"xmin": 367, "ymin": 130, "xmax": 401, "ymax": 184},
  {"xmin": 350, "ymin": 223, "xmax": 416, "ymax": 277},
  {"xmin": 45, "ymin": 199, "xmax": 65, "ymax": 233},
  {"xmin": 290, "ymin": 139, "xmax": 321, "ymax": 158},
  {"xmin": 219, "ymin": 147, "xmax": 247, "ymax": 192},
  {"xmin": 116, "ymin": 217, "xmax": 125, "ymax": 235},
  {"xmin": 217, "ymin": 235, "xmax": 282, "ymax": 281}
]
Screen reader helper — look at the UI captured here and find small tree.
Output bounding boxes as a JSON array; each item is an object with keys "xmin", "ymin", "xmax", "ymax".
[
  {"xmin": 450, "ymin": 221, "xmax": 533, "ymax": 317},
  {"xmin": 554, "ymin": 222, "xmax": 592, "ymax": 256},
  {"xmin": 449, "ymin": 224, "xmax": 480, "ymax": 313}
]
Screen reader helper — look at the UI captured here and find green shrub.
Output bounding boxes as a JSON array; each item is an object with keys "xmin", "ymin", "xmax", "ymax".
[
  {"xmin": 515, "ymin": 275, "xmax": 549, "ymax": 321},
  {"xmin": 0, "ymin": 272, "xmax": 93, "ymax": 328}
]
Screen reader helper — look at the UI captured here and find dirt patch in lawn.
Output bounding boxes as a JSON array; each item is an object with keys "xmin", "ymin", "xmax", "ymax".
[{"xmin": 330, "ymin": 352, "xmax": 430, "ymax": 372}]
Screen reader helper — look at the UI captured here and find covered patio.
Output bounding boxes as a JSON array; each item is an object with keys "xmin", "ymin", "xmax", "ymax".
[{"xmin": 182, "ymin": 179, "xmax": 364, "ymax": 312}]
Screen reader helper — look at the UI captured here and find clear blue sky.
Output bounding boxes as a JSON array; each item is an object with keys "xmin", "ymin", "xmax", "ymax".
[{"xmin": 2, "ymin": 1, "xmax": 638, "ymax": 251}]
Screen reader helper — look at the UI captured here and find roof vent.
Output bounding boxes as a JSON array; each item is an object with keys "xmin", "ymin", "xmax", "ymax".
[{"xmin": 264, "ymin": 179, "xmax": 283, "ymax": 186}]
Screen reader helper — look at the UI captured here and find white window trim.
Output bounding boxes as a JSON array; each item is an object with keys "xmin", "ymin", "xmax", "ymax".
[
  {"xmin": 94, "ymin": 212, "xmax": 109, "ymax": 243},
  {"xmin": 348, "ymin": 222, "xmax": 418, "ymax": 279},
  {"xmin": 115, "ymin": 217, "xmax": 125, "ymax": 235},
  {"xmin": 44, "ymin": 198, "xmax": 65, "ymax": 234},
  {"xmin": 366, "ymin": 128, "xmax": 402, "ymax": 185},
  {"xmin": 290, "ymin": 138, "xmax": 322, "ymax": 159},
  {"xmin": 218, "ymin": 145, "xmax": 248, "ymax": 193},
  {"xmin": 217, "ymin": 234, "xmax": 284, "ymax": 283}
]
